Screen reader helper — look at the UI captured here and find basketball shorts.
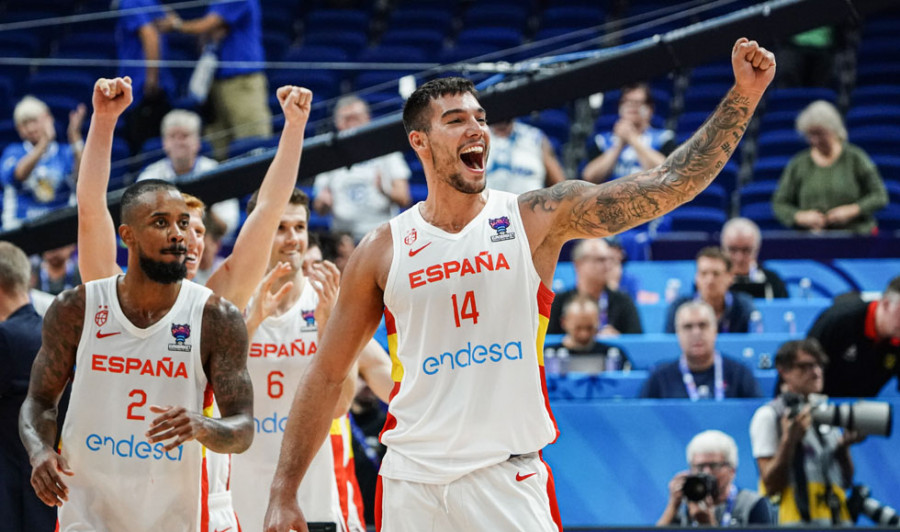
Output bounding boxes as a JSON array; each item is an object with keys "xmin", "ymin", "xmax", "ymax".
[
  {"xmin": 208, "ymin": 490, "xmax": 240, "ymax": 532},
  {"xmin": 376, "ymin": 452, "xmax": 561, "ymax": 532}
]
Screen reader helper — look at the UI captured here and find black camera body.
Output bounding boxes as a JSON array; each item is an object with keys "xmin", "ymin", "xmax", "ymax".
[{"xmin": 683, "ymin": 473, "xmax": 719, "ymax": 502}]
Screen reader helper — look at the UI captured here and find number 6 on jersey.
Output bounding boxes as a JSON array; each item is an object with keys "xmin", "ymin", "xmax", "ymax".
[{"xmin": 451, "ymin": 291, "xmax": 479, "ymax": 327}]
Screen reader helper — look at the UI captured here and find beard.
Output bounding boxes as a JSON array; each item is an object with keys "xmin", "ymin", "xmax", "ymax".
[
  {"xmin": 431, "ymin": 151, "xmax": 485, "ymax": 195},
  {"xmin": 139, "ymin": 250, "xmax": 187, "ymax": 284}
]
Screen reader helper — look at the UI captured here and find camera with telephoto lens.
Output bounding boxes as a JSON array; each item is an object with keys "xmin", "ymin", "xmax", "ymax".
[
  {"xmin": 683, "ymin": 473, "xmax": 719, "ymax": 502},
  {"xmin": 781, "ymin": 393, "xmax": 893, "ymax": 437},
  {"xmin": 848, "ymin": 485, "xmax": 900, "ymax": 527}
]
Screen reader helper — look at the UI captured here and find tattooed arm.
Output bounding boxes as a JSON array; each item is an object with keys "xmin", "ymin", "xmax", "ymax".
[
  {"xmin": 19, "ymin": 287, "xmax": 84, "ymax": 507},
  {"xmin": 146, "ymin": 295, "xmax": 253, "ymax": 454},
  {"xmin": 521, "ymin": 39, "xmax": 775, "ymax": 282}
]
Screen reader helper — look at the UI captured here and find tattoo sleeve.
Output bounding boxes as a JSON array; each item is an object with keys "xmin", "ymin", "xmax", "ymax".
[
  {"xmin": 19, "ymin": 288, "xmax": 84, "ymax": 458},
  {"xmin": 521, "ymin": 88, "xmax": 757, "ymax": 239},
  {"xmin": 201, "ymin": 296, "xmax": 254, "ymax": 454}
]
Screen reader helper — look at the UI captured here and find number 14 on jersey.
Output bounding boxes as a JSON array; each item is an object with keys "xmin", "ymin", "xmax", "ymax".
[{"xmin": 451, "ymin": 291, "xmax": 479, "ymax": 328}]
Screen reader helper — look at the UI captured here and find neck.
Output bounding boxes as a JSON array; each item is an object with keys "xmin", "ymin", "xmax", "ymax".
[
  {"xmin": 419, "ymin": 188, "xmax": 487, "ymax": 234},
  {"xmin": 118, "ymin": 271, "xmax": 183, "ymax": 327},
  {"xmin": 686, "ymin": 353, "xmax": 714, "ymax": 372},
  {"xmin": 562, "ymin": 336, "xmax": 590, "ymax": 350},
  {"xmin": 0, "ymin": 290, "xmax": 30, "ymax": 320},
  {"xmin": 171, "ymin": 157, "xmax": 194, "ymax": 176},
  {"xmin": 578, "ymin": 282, "xmax": 604, "ymax": 300}
]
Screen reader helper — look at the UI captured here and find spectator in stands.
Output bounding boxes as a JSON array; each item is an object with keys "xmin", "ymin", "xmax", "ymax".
[
  {"xmin": 749, "ymin": 338, "xmax": 861, "ymax": 526},
  {"xmin": 115, "ymin": 0, "xmax": 175, "ymax": 153},
  {"xmin": 0, "ymin": 241, "xmax": 56, "ymax": 532},
  {"xmin": 137, "ymin": 109, "xmax": 239, "ymax": 235},
  {"xmin": 808, "ymin": 275, "xmax": 900, "ymax": 397},
  {"xmin": 544, "ymin": 296, "xmax": 630, "ymax": 370},
  {"xmin": 161, "ymin": 0, "xmax": 272, "ymax": 159},
  {"xmin": 721, "ymin": 218, "xmax": 788, "ymax": 300},
  {"xmin": 547, "ymin": 238, "xmax": 642, "ymax": 336},
  {"xmin": 582, "ymin": 83, "xmax": 676, "ymax": 184},
  {"xmin": 484, "ymin": 119, "xmax": 566, "ymax": 194},
  {"xmin": 192, "ymin": 210, "xmax": 228, "ymax": 286},
  {"xmin": 665, "ymin": 247, "xmax": 756, "ymax": 334},
  {"xmin": 30, "ymin": 244, "xmax": 80, "ymax": 296},
  {"xmin": 641, "ymin": 301, "xmax": 761, "ymax": 399},
  {"xmin": 1, "ymin": 96, "xmax": 85, "ymax": 230},
  {"xmin": 313, "ymin": 97, "xmax": 412, "ymax": 241},
  {"xmin": 772, "ymin": 100, "xmax": 887, "ymax": 235},
  {"xmin": 657, "ymin": 430, "xmax": 773, "ymax": 526}
]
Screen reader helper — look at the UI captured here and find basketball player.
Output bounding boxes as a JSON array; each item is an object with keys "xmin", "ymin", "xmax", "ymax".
[
  {"xmin": 263, "ymin": 38, "xmax": 775, "ymax": 531},
  {"xmin": 19, "ymin": 179, "xmax": 253, "ymax": 531},
  {"xmin": 233, "ymin": 189, "xmax": 392, "ymax": 532},
  {"xmin": 74, "ymin": 76, "xmax": 312, "ymax": 530}
]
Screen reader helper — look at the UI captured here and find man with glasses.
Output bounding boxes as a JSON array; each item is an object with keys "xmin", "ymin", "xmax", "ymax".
[
  {"xmin": 582, "ymin": 82, "xmax": 676, "ymax": 184},
  {"xmin": 657, "ymin": 430, "xmax": 772, "ymax": 526},
  {"xmin": 721, "ymin": 218, "xmax": 788, "ymax": 300},
  {"xmin": 749, "ymin": 338, "xmax": 862, "ymax": 525}
]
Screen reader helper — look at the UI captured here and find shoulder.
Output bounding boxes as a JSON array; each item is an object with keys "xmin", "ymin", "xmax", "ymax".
[
  {"xmin": 353, "ymin": 222, "xmax": 394, "ymax": 287},
  {"xmin": 814, "ymin": 298, "xmax": 868, "ymax": 328},
  {"xmin": 203, "ymin": 292, "xmax": 243, "ymax": 323},
  {"xmin": 196, "ymin": 156, "xmax": 219, "ymax": 172},
  {"xmin": 43, "ymin": 286, "xmax": 87, "ymax": 332},
  {"xmin": 138, "ymin": 160, "xmax": 169, "ymax": 180}
]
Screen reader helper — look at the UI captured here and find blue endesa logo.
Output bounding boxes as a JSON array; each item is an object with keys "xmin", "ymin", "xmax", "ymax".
[
  {"xmin": 86, "ymin": 434, "xmax": 184, "ymax": 461},
  {"xmin": 253, "ymin": 412, "xmax": 288, "ymax": 433},
  {"xmin": 422, "ymin": 340, "xmax": 523, "ymax": 375}
]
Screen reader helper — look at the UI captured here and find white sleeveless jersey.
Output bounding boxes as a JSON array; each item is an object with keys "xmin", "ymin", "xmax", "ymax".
[
  {"xmin": 59, "ymin": 276, "xmax": 212, "ymax": 532},
  {"xmin": 231, "ymin": 282, "xmax": 346, "ymax": 532},
  {"xmin": 381, "ymin": 189, "xmax": 558, "ymax": 484},
  {"xmin": 485, "ymin": 121, "xmax": 548, "ymax": 195}
]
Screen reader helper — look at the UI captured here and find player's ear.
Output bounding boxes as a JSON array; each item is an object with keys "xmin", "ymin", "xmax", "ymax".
[
  {"xmin": 409, "ymin": 130, "xmax": 428, "ymax": 152},
  {"xmin": 118, "ymin": 224, "xmax": 134, "ymax": 247}
]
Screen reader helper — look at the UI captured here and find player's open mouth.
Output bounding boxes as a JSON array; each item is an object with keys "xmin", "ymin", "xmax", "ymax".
[{"xmin": 459, "ymin": 144, "xmax": 484, "ymax": 171}]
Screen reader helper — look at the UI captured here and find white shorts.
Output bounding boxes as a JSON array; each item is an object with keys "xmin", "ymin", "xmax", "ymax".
[
  {"xmin": 376, "ymin": 452, "xmax": 561, "ymax": 532},
  {"xmin": 208, "ymin": 490, "xmax": 240, "ymax": 532}
]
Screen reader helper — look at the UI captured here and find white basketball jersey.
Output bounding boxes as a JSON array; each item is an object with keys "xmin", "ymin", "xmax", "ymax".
[
  {"xmin": 231, "ymin": 282, "xmax": 346, "ymax": 532},
  {"xmin": 59, "ymin": 276, "xmax": 212, "ymax": 532},
  {"xmin": 485, "ymin": 122, "xmax": 548, "ymax": 195},
  {"xmin": 380, "ymin": 189, "xmax": 558, "ymax": 484}
]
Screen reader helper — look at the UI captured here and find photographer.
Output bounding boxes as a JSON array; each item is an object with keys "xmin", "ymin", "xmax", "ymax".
[
  {"xmin": 749, "ymin": 339, "xmax": 864, "ymax": 525},
  {"xmin": 657, "ymin": 430, "xmax": 772, "ymax": 526}
]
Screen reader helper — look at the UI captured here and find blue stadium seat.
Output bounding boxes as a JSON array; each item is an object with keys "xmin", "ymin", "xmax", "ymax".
[
  {"xmin": 261, "ymin": 4, "xmax": 298, "ymax": 39},
  {"xmin": 26, "ymin": 70, "xmax": 96, "ymax": 99},
  {"xmin": 540, "ymin": 6, "xmax": 606, "ymax": 29},
  {"xmin": 455, "ymin": 27, "xmax": 524, "ymax": 50},
  {"xmin": 552, "ymin": 261, "xmax": 576, "ymax": 293},
  {"xmin": 681, "ymin": 83, "xmax": 731, "ymax": 113},
  {"xmin": 857, "ymin": 63, "xmax": 900, "ymax": 86},
  {"xmin": 387, "ymin": 7, "xmax": 454, "ymax": 34},
  {"xmin": 739, "ymin": 180, "xmax": 778, "ymax": 206},
  {"xmin": 226, "ymin": 136, "xmax": 279, "ymax": 160},
  {"xmin": 739, "ymin": 202, "xmax": 781, "ymax": 230},
  {"xmin": 637, "ymin": 303, "xmax": 667, "ymax": 333},
  {"xmin": 759, "ymin": 109, "xmax": 799, "ymax": 132},
  {"xmin": 690, "ymin": 61, "xmax": 733, "ymax": 85},
  {"xmin": 263, "ymin": 33, "xmax": 293, "ymax": 62},
  {"xmin": 684, "ymin": 183, "xmax": 727, "ymax": 211},
  {"xmin": 849, "ymin": 125, "xmax": 900, "ymax": 158},
  {"xmin": 833, "ymin": 258, "xmax": 900, "ymax": 293},
  {"xmin": 716, "ymin": 160, "xmax": 739, "ymax": 196},
  {"xmin": 858, "ymin": 37, "xmax": 900, "ymax": 65},
  {"xmin": 357, "ymin": 45, "xmax": 428, "ymax": 65},
  {"xmin": 675, "ymin": 111, "xmax": 709, "ymax": 136},
  {"xmin": 666, "ymin": 207, "xmax": 726, "ymax": 233},
  {"xmin": 546, "ymin": 371, "xmax": 649, "ymax": 400},
  {"xmin": 851, "ymin": 84, "xmax": 900, "ymax": 107},
  {"xmin": 601, "ymin": 332, "xmax": 793, "ymax": 370},
  {"xmin": 755, "ymin": 130, "xmax": 807, "ymax": 159},
  {"xmin": 520, "ymin": 108, "xmax": 571, "ymax": 145},
  {"xmin": 305, "ymin": 9, "xmax": 369, "ymax": 35},
  {"xmin": 437, "ymin": 43, "xmax": 504, "ymax": 66},
  {"xmin": 876, "ymin": 204, "xmax": 900, "ymax": 231},
  {"xmin": 623, "ymin": 260, "xmax": 695, "ymax": 302},
  {"xmin": 753, "ymin": 299, "xmax": 830, "ymax": 334},
  {"xmin": 751, "ymin": 155, "xmax": 790, "ymax": 183},
  {"xmin": 0, "ymin": 119, "xmax": 19, "ymax": 146},
  {"xmin": 872, "ymin": 155, "xmax": 900, "ymax": 183},
  {"xmin": 304, "ymin": 31, "xmax": 368, "ymax": 58},
  {"xmin": 380, "ymin": 29, "xmax": 446, "ymax": 55},
  {"xmin": 764, "ymin": 87, "xmax": 836, "ymax": 114},
  {"xmin": 462, "ymin": 4, "xmax": 529, "ymax": 30},
  {"xmin": 765, "ymin": 259, "xmax": 854, "ymax": 298},
  {"xmin": 846, "ymin": 105, "xmax": 900, "ymax": 130}
]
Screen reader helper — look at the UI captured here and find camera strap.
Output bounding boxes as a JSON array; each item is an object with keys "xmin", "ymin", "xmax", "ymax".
[
  {"xmin": 720, "ymin": 485, "xmax": 738, "ymax": 525},
  {"xmin": 679, "ymin": 353, "xmax": 724, "ymax": 401}
]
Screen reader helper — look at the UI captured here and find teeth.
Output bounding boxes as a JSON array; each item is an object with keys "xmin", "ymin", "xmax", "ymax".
[{"xmin": 461, "ymin": 145, "xmax": 484, "ymax": 154}]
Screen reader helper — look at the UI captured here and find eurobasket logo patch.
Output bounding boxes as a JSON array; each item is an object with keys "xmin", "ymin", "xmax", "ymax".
[
  {"xmin": 94, "ymin": 305, "xmax": 109, "ymax": 327},
  {"xmin": 169, "ymin": 323, "xmax": 192, "ymax": 352},
  {"xmin": 489, "ymin": 216, "xmax": 515, "ymax": 242},
  {"xmin": 301, "ymin": 309, "xmax": 317, "ymax": 331}
]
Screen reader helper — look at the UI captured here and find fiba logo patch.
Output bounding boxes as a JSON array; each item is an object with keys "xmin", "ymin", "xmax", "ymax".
[
  {"xmin": 489, "ymin": 216, "xmax": 515, "ymax": 242},
  {"xmin": 94, "ymin": 305, "xmax": 109, "ymax": 327},
  {"xmin": 300, "ymin": 309, "xmax": 317, "ymax": 331},
  {"xmin": 169, "ymin": 323, "xmax": 192, "ymax": 352}
]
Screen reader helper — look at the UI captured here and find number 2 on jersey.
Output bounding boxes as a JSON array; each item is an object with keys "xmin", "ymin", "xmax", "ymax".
[
  {"xmin": 451, "ymin": 291, "xmax": 479, "ymax": 327},
  {"xmin": 127, "ymin": 389, "xmax": 147, "ymax": 420}
]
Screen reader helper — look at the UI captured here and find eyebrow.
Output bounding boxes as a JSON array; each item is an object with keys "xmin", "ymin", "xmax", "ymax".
[{"xmin": 441, "ymin": 107, "xmax": 486, "ymax": 119}]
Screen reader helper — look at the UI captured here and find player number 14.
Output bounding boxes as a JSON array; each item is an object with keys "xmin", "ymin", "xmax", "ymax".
[{"xmin": 451, "ymin": 291, "xmax": 479, "ymax": 327}]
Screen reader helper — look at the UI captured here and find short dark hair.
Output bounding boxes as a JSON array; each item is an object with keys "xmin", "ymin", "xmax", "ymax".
[
  {"xmin": 402, "ymin": 77, "xmax": 478, "ymax": 135},
  {"xmin": 121, "ymin": 179, "xmax": 181, "ymax": 225},
  {"xmin": 203, "ymin": 211, "xmax": 228, "ymax": 242},
  {"xmin": 885, "ymin": 275, "xmax": 900, "ymax": 297},
  {"xmin": 620, "ymin": 82, "xmax": 653, "ymax": 108},
  {"xmin": 246, "ymin": 187, "xmax": 310, "ymax": 222},
  {"xmin": 775, "ymin": 338, "xmax": 829, "ymax": 370},
  {"xmin": 696, "ymin": 246, "xmax": 731, "ymax": 271}
]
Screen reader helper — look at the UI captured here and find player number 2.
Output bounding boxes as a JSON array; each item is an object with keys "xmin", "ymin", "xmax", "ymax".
[
  {"xmin": 451, "ymin": 291, "xmax": 479, "ymax": 327},
  {"xmin": 268, "ymin": 371, "xmax": 284, "ymax": 399},
  {"xmin": 127, "ymin": 389, "xmax": 147, "ymax": 420}
]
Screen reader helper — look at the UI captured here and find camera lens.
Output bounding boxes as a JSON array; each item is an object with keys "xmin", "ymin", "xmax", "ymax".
[{"xmin": 683, "ymin": 474, "xmax": 716, "ymax": 502}]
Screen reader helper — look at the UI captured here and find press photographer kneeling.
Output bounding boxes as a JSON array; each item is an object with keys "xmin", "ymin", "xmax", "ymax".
[
  {"xmin": 657, "ymin": 430, "xmax": 773, "ymax": 526},
  {"xmin": 749, "ymin": 338, "xmax": 886, "ymax": 526}
]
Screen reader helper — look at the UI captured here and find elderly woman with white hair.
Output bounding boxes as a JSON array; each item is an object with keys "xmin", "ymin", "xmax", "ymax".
[
  {"xmin": 771, "ymin": 100, "xmax": 887, "ymax": 234},
  {"xmin": 657, "ymin": 429, "xmax": 773, "ymax": 526}
]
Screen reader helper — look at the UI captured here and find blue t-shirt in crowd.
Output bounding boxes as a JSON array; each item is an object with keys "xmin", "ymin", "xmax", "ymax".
[
  {"xmin": 209, "ymin": 0, "xmax": 264, "ymax": 78},
  {"xmin": 592, "ymin": 126, "xmax": 676, "ymax": 181},
  {"xmin": 115, "ymin": 0, "xmax": 176, "ymax": 101},
  {"xmin": 639, "ymin": 355, "xmax": 762, "ymax": 399},
  {"xmin": 0, "ymin": 141, "xmax": 75, "ymax": 229}
]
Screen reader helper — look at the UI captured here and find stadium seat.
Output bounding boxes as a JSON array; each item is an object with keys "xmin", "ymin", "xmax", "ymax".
[
  {"xmin": 764, "ymin": 87, "xmax": 836, "ymax": 114},
  {"xmin": 552, "ymin": 261, "xmax": 576, "ymax": 293},
  {"xmin": 850, "ymin": 84, "xmax": 900, "ymax": 107},
  {"xmin": 872, "ymin": 154, "xmax": 900, "ymax": 183},
  {"xmin": 637, "ymin": 303, "xmax": 667, "ymax": 333},
  {"xmin": 753, "ymin": 299, "xmax": 831, "ymax": 334},
  {"xmin": 380, "ymin": 29, "xmax": 446, "ymax": 55},
  {"xmin": 739, "ymin": 202, "xmax": 781, "ymax": 230},
  {"xmin": 684, "ymin": 183, "xmax": 727, "ymax": 211},
  {"xmin": 765, "ymin": 259, "xmax": 853, "ymax": 298},
  {"xmin": 520, "ymin": 108, "xmax": 572, "ymax": 145},
  {"xmin": 305, "ymin": 9, "xmax": 369, "ymax": 36},
  {"xmin": 600, "ymin": 332, "xmax": 793, "ymax": 370},
  {"xmin": 681, "ymin": 83, "xmax": 731, "ymax": 113},
  {"xmin": 759, "ymin": 109, "xmax": 799, "ymax": 132},
  {"xmin": 540, "ymin": 6, "xmax": 606, "ymax": 29},
  {"xmin": 623, "ymin": 260, "xmax": 695, "ymax": 302},
  {"xmin": 857, "ymin": 63, "xmax": 900, "ymax": 86},
  {"xmin": 738, "ymin": 180, "xmax": 778, "ymax": 206},
  {"xmin": 387, "ymin": 7, "xmax": 454, "ymax": 34},
  {"xmin": 832, "ymin": 258, "xmax": 900, "ymax": 293},
  {"xmin": 462, "ymin": 4, "xmax": 529, "ymax": 30},
  {"xmin": 750, "ymin": 155, "xmax": 790, "ymax": 183},
  {"xmin": 690, "ymin": 61, "xmax": 733, "ymax": 85},
  {"xmin": 876, "ymin": 204, "xmax": 900, "ymax": 231},
  {"xmin": 849, "ymin": 125, "xmax": 900, "ymax": 158},
  {"xmin": 666, "ymin": 207, "xmax": 727, "ymax": 233},
  {"xmin": 455, "ymin": 27, "xmax": 524, "ymax": 50},
  {"xmin": 858, "ymin": 37, "xmax": 900, "ymax": 65},
  {"xmin": 846, "ymin": 105, "xmax": 900, "ymax": 130},
  {"xmin": 304, "ymin": 31, "xmax": 368, "ymax": 58},
  {"xmin": 755, "ymin": 130, "xmax": 807, "ymax": 159}
]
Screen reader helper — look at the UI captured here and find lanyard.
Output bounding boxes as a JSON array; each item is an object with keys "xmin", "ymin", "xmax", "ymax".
[
  {"xmin": 679, "ymin": 353, "xmax": 725, "ymax": 401},
  {"xmin": 598, "ymin": 290, "xmax": 609, "ymax": 328},
  {"xmin": 720, "ymin": 484, "xmax": 738, "ymax": 526}
]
